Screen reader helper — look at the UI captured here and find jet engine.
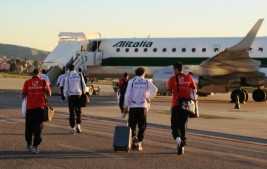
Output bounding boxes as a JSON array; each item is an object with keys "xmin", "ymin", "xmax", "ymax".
[
  {"xmin": 152, "ymin": 67, "xmax": 173, "ymax": 95},
  {"xmin": 152, "ymin": 67, "xmax": 209, "ymax": 96}
]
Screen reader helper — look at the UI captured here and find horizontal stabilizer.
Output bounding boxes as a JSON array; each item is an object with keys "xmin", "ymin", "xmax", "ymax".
[{"xmin": 226, "ymin": 19, "xmax": 264, "ymax": 52}]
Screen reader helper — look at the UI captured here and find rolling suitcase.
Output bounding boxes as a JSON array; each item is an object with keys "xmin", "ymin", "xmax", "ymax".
[{"xmin": 113, "ymin": 125, "xmax": 132, "ymax": 152}]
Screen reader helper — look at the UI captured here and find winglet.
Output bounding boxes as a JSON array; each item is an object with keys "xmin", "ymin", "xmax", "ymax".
[{"xmin": 226, "ymin": 19, "xmax": 264, "ymax": 52}]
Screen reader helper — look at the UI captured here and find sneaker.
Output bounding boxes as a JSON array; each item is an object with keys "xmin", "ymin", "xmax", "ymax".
[
  {"xmin": 76, "ymin": 124, "xmax": 82, "ymax": 133},
  {"xmin": 26, "ymin": 144, "xmax": 33, "ymax": 152},
  {"xmin": 131, "ymin": 136, "xmax": 138, "ymax": 149},
  {"xmin": 136, "ymin": 142, "xmax": 143, "ymax": 151},
  {"xmin": 177, "ymin": 145, "xmax": 184, "ymax": 155},
  {"xmin": 71, "ymin": 128, "xmax": 76, "ymax": 134},
  {"xmin": 31, "ymin": 146, "xmax": 39, "ymax": 154},
  {"xmin": 176, "ymin": 137, "xmax": 184, "ymax": 155}
]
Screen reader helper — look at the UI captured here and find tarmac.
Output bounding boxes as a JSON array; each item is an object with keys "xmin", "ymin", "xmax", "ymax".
[
  {"xmin": 1, "ymin": 78, "xmax": 267, "ymax": 142},
  {"xmin": 0, "ymin": 78, "xmax": 267, "ymax": 169}
]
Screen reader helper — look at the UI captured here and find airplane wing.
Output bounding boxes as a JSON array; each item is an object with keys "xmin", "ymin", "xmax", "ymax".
[{"xmin": 188, "ymin": 19, "xmax": 264, "ymax": 76}]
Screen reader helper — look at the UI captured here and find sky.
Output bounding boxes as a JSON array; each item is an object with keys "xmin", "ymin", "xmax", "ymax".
[{"xmin": 0, "ymin": 0, "xmax": 266, "ymax": 51}]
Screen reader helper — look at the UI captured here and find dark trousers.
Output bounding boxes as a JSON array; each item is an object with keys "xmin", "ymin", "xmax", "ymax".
[
  {"xmin": 68, "ymin": 95, "xmax": 82, "ymax": 128},
  {"xmin": 25, "ymin": 108, "xmax": 44, "ymax": 147},
  {"xmin": 128, "ymin": 108, "xmax": 147, "ymax": 142},
  {"xmin": 171, "ymin": 106, "xmax": 189, "ymax": 146},
  {"xmin": 60, "ymin": 87, "xmax": 65, "ymax": 101},
  {"xmin": 119, "ymin": 94, "xmax": 125, "ymax": 113}
]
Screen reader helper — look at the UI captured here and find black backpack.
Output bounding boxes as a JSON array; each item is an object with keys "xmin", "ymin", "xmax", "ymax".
[{"xmin": 119, "ymin": 79, "xmax": 128, "ymax": 95}]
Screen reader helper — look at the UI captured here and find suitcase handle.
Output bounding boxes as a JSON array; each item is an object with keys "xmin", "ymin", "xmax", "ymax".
[{"xmin": 120, "ymin": 116, "xmax": 128, "ymax": 127}]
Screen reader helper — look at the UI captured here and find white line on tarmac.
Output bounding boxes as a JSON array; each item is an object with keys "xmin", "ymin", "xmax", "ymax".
[
  {"xmin": 86, "ymin": 116, "xmax": 267, "ymax": 146},
  {"xmin": 57, "ymin": 143, "xmax": 123, "ymax": 159},
  {"xmin": 190, "ymin": 139, "xmax": 267, "ymax": 154}
]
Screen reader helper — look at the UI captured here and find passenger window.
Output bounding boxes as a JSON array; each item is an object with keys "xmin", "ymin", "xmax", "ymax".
[
  {"xmin": 144, "ymin": 48, "xmax": 148, "ymax": 52},
  {"xmin": 134, "ymin": 48, "xmax": 138, "ymax": 52},
  {"xmin": 162, "ymin": 48, "xmax": 167, "ymax": 52},
  {"xmin": 116, "ymin": 48, "xmax": 120, "ymax": 52},
  {"xmin": 192, "ymin": 48, "xmax": 196, "ymax": 52},
  {"xmin": 202, "ymin": 48, "xmax": 206, "ymax": 52},
  {"xmin": 172, "ymin": 48, "xmax": 176, "ymax": 52},
  {"xmin": 214, "ymin": 48, "xmax": 219, "ymax": 52},
  {"xmin": 182, "ymin": 48, "xmax": 186, "ymax": 52},
  {"xmin": 153, "ymin": 48, "xmax": 157, "ymax": 52},
  {"xmin": 259, "ymin": 48, "xmax": 263, "ymax": 52},
  {"xmin": 125, "ymin": 48, "xmax": 129, "ymax": 52}
]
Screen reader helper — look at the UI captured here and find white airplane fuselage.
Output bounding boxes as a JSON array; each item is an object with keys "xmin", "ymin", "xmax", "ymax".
[
  {"xmin": 42, "ymin": 19, "xmax": 267, "ymax": 102},
  {"xmin": 87, "ymin": 37, "xmax": 267, "ymax": 78}
]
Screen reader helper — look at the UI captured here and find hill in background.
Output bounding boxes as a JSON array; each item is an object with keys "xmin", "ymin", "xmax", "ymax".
[{"xmin": 0, "ymin": 43, "xmax": 50, "ymax": 61}]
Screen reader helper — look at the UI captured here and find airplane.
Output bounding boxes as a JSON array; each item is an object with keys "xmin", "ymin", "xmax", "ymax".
[{"xmin": 42, "ymin": 19, "xmax": 267, "ymax": 103}]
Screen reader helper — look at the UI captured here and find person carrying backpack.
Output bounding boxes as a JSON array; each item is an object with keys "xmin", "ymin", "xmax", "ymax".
[{"xmin": 118, "ymin": 72, "xmax": 129, "ymax": 117}]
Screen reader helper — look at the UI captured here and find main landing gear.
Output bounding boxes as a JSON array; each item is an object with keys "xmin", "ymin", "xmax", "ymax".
[{"xmin": 230, "ymin": 89, "xmax": 267, "ymax": 103}]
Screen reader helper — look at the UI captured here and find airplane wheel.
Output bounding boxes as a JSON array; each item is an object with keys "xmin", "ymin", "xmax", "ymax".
[
  {"xmin": 241, "ymin": 89, "xmax": 249, "ymax": 102},
  {"xmin": 263, "ymin": 89, "xmax": 267, "ymax": 101},
  {"xmin": 88, "ymin": 85, "xmax": 94, "ymax": 96},
  {"xmin": 230, "ymin": 89, "xmax": 246, "ymax": 103},
  {"xmin": 252, "ymin": 89, "xmax": 267, "ymax": 102}
]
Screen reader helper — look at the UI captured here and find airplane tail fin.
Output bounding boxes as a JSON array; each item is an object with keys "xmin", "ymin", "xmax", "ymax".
[{"xmin": 226, "ymin": 18, "xmax": 264, "ymax": 52}]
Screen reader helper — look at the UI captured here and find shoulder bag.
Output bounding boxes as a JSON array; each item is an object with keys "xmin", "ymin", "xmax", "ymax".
[
  {"xmin": 79, "ymin": 74, "xmax": 89, "ymax": 107},
  {"xmin": 42, "ymin": 80, "xmax": 55, "ymax": 122},
  {"xmin": 176, "ymin": 75, "xmax": 199, "ymax": 118}
]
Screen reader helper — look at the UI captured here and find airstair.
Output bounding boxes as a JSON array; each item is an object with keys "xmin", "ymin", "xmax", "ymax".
[{"xmin": 42, "ymin": 32, "xmax": 100, "ymax": 95}]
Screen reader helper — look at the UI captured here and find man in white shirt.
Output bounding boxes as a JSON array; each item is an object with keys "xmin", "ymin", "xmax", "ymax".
[
  {"xmin": 64, "ymin": 65, "xmax": 86, "ymax": 134},
  {"xmin": 124, "ymin": 67, "xmax": 158, "ymax": 151},
  {"xmin": 40, "ymin": 69, "xmax": 50, "ymax": 85},
  {"xmin": 56, "ymin": 70, "xmax": 66, "ymax": 102}
]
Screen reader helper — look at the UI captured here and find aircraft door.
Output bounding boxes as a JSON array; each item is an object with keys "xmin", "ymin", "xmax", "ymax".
[{"xmin": 95, "ymin": 52, "xmax": 103, "ymax": 65}]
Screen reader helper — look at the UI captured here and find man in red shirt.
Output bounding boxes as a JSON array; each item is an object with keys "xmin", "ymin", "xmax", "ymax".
[
  {"xmin": 167, "ymin": 62, "xmax": 197, "ymax": 155},
  {"xmin": 21, "ymin": 68, "xmax": 51, "ymax": 154}
]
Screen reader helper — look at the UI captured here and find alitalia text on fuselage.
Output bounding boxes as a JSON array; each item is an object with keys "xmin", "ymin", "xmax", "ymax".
[{"xmin": 112, "ymin": 41, "xmax": 153, "ymax": 48}]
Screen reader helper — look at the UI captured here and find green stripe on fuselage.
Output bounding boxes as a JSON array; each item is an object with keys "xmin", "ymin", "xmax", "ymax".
[
  {"xmin": 102, "ymin": 57, "xmax": 267, "ymax": 67},
  {"xmin": 102, "ymin": 57, "xmax": 208, "ymax": 66},
  {"xmin": 255, "ymin": 58, "xmax": 267, "ymax": 67}
]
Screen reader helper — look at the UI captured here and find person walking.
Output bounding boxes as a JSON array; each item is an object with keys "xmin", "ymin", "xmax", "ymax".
[
  {"xmin": 78, "ymin": 68, "xmax": 88, "ymax": 84},
  {"xmin": 40, "ymin": 69, "xmax": 50, "ymax": 85},
  {"xmin": 124, "ymin": 67, "xmax": 158, "ymax": 151},
  {"xmin": 64, "ymin": 65, "xmax": 86, "ymax": 134},
  {"xmin": 118, "ymin": 72, "xmax": 129, "ymax": 117},
  {"xmin": 167, "ymin": 62, "xmax": 197, "ymax": 155},
  {"xmin": 21, "ymin": 68, "xmax": 51, "ymax": 154},
  {"xmin": 57, "ymin": 70, "xmax": 66, "ymax": 102}
]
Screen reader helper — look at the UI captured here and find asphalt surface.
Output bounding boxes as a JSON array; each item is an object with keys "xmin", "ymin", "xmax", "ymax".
[{"xmin": 0, "ymin": 78, "xmax": 267, "ymax": 169}]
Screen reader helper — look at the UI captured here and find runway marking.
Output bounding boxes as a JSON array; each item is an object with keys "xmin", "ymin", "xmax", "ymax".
[
  {"xmin": 57, "ymin": 144, "xmax": 123, "ymax": 159},
  {"xmin": 85, "ymin": 116, "xmax": 267, "ymax": 146},
  {"xmin": 45, "ymin": 112, "xmax": 267, "ymax": 146},
  {"xmin": 190, "ymin": 139, "xmax": 267, "ymax": 154},
  {"xmin": 0, "ymin": 152, "xmax": 123, "ymax": 159},
  {"xmin": 51, "ymin": 114, "xmax": 267, "ymax": 156}
]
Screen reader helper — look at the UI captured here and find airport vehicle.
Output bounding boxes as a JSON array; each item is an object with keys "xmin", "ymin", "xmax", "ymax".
[{"xmin": 42, "ymin": 19, "xmax": 267, "ymax": 102}]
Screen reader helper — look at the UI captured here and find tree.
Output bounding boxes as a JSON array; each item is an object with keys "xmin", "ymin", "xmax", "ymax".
[{"xmin": 9, "ymin": 59, "xmax": 16, "ymax": 72}]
